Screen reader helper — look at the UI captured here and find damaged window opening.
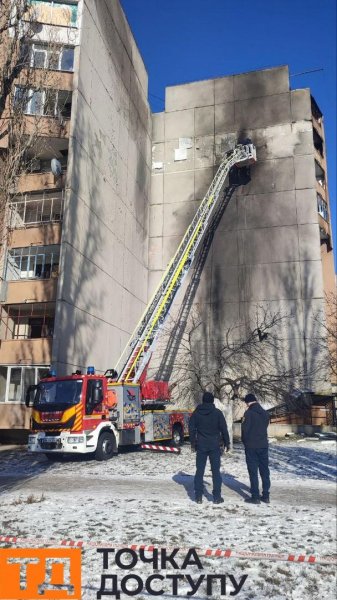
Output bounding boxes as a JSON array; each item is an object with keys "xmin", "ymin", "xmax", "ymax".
[
  {"xmin": 313, "ymin": 129, "xmax": 324, "ymax": 158},
  {"xmin": 311, "ymin": 96, "xmax": 323, "ymax": 124}
]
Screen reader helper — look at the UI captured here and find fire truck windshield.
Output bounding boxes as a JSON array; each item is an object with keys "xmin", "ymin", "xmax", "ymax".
[{"xmin": 34, "ymin": 380, "xmax": 82, "ymax": 407}]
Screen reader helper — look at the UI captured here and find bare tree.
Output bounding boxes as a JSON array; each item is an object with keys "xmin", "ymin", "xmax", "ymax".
[
  {"xmin": 314, "ymin": 291, "xmax": 337, "ymax": 383},
  {"xmin": 159, "ymin": 305, "xmax": 308, "ymax": 440},
  {"xmin": 0, "ymin": 1, "xmax": 34, "ymax": 121},
  {"xmin": 0, "ymin": 1, "xmax": 72, "ymax": 251}
]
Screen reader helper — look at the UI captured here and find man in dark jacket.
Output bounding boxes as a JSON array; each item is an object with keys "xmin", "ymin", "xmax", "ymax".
[
  {"xmin": 242, "ymin": 393, "xmax": 270, "ymax": 504},
  {"xmin": 189, "ymin": 391, "xmax": 230, "ymax": 504}
]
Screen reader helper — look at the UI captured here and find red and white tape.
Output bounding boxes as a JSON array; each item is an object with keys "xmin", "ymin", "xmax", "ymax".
[
  {"xmin": 0, "ymin": 536, "xmax": 335, "ymax": 566},
  {"xmin": 140, "ymin": 444, "xmax": 180, "ymax": 454}
]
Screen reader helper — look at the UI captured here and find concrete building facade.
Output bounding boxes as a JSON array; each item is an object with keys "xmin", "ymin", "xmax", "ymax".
[
  {"xmin": 0, "ymin": 1, "xmax": 335, "ymax": 434},
  {"xmin": 150, "ymin": 66, "xmax": 335, "ymax": 396}
]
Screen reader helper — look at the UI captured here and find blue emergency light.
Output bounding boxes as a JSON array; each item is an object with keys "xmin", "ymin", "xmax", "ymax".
[
  {"xmin": 49, "ymin": 368, "xmax": 57, "ymax": 377},
  {"xmin": 87, "ymin": 366, "xmax": 95, "ymax": 375}
]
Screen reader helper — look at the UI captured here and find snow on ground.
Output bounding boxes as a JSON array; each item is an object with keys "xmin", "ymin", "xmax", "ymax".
[{"xmin": 0, "ymin": 440, "xmax": 336, "ymax": 599}]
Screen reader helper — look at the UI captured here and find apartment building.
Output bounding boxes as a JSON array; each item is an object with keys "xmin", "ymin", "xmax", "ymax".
[
  {"xmin": 0, "ymin": 0, "xmax": 152, "ymax": 431},
  {"xmin": 0, "ymin": 1, "xmax": 335, "ymax": 435},
  {"xmin": 150, "ymin": 66, "xmax": 335, "ymax": 401}
]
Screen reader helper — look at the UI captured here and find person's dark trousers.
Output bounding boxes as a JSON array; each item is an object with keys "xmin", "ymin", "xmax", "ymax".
[
  {"xmin": 245, "ymin": 447, "xmax": 270, "ymax": 499},
  {"xmin": 195, "ymin": 447, "xmax": 222, "ymax": 499}
]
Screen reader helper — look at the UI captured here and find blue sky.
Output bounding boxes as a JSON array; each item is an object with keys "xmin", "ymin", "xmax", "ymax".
[{"xmin": 121, "ymin": 0, "xmax": 336, "ymax": 262}]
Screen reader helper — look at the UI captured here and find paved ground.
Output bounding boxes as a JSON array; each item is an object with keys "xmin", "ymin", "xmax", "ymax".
[{"xmin": 0, "ymin": 472, "xmax": 335, "ymax": 507}]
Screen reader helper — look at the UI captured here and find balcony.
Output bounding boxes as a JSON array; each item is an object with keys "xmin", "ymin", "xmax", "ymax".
[
  {"xmin": 8, "ymin": 192, "xmax": 64, "ymax": 229},
  {"xmin": 0, "ymin": 302, "xmax": 55, "ymax": 342},
  {"xmin": 14, "ymin": 86, "xmax": 72, "ymax": 139}
]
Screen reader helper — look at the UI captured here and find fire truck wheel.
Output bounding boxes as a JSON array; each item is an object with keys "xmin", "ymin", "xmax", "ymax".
[
  {"xmin": 172, "ymin": 424, "xmax": 184, "ymax": 447},
  {"xmin": 95, "ymin": 432, "xmax": 116, "ymax": 461}
]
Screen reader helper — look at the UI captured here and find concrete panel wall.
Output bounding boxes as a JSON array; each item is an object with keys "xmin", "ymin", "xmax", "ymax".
[
  {"xmin": 53, "ymin": 0, "xmax": 151, "ymax": 374},
  {"xmin": 150, "ymin": 66, "xmax": 330, "ymax": 395}
]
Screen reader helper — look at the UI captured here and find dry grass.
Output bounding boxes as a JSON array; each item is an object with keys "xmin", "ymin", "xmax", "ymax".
[{"xmin": 11, "ymin": 493, "xmax": 46, "ymax": 505}]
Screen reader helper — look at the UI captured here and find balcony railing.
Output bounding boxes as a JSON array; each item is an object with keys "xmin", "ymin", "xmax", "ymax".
[
  {"xmin": 9, "ymin": 193, "xmax": 64, "ymax": 228},
  {"xmin": 0, "ymin": 302, "xmax": 55, "ymax": 341}
]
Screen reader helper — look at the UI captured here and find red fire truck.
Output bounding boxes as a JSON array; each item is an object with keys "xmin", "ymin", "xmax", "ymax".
[{"xmin": 26, "ymin": 369, "xmax": 190, "ymax": 459}]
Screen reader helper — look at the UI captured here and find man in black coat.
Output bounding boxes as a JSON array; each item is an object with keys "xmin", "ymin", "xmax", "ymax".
[
  {"xmin": 241, "ymin": 393, "xmax": 270, "ymax": 504},
  {"xmin": 189, "ymin": 391, "xmax": 230, "ymax": 504}
]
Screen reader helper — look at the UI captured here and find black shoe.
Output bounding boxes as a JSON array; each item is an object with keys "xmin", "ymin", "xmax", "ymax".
[
  {"xmin": 244, "ymin": 497, "xmax": 261, "ymax": 504},
  {"xmin": 260, "ymin": 496, "xmax": 270, "ymax": 504},
  {"xmin": 195, "ymin": 497, "xmax": 202, "ymax": 504},
  {"xmin": 213, "ymin": 497, "xmax": 224, "ymax": 504}
]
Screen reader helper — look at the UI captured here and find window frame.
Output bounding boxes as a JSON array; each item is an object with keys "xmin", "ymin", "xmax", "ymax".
[
  {"xmin": 30, "ymin": 43, "xmax": 74, "ymax": 72},
  {"xmin": 0, "ymin": 365, "xmax": 50, "ymax": 404},
  {"xmin": 5, "ymin": 245, "xmax": 60, "ymax": 281},
  {"xmin": 14, "ymin": 85, "xmax": 72, "ymax": 119}
]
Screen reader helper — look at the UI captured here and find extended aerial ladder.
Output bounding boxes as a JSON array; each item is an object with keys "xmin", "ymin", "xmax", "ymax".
[{"xmin": 115, "ymin": 143, "xmax": 257, "ymax": 385}]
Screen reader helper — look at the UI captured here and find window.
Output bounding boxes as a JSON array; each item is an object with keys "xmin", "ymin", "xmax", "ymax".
[
  {"xmin": 5, "ymin": 245, "xmax": 60, "ymax": 281},
  {"xmin": 15, "ymin": 86, "xmax": 72, "ymax": 118},
  {"xmin": 61, "ymin": 47, "xmax": 74, "ymax": 71},
  {"xmin": 35, "ymin": 379, "xmax": 82, "ymax": 406},
  {"xmin": 9, "ymin": 193, "xmax": 64, "ymax": 228},
  {"xmin": 30, "ymin": 43, "xmax": 74, "ymax": 72},
  {"xmin": 56, "ymin": 90, "xmax": 72, "ymax": 118},
  {"xmin": 0, "ymin": 303, "xmax": 55, "ymax": 341},
  {"xmin": 317, "ymin": 194, "xmax": 329, "ymax": 222},
  {"xmin": 0, "ymin": 366, "xmax": 49, "ymax": 404},
  {"xmin": 30, "ymin": 1, "xmax": 78, "ymax": 28},
  {"xmin": 8, "ymin": 368, "xmax": 22, "ymax": 402},
  {"xmin": 86, "ymin": 379, "xmax": 103, "ymax": 415}
]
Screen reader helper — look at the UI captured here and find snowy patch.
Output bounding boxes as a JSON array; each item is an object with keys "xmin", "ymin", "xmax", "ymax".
[{"xmin": 0, "ymin": 440, "xmax": 336, "ymax": 599}]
